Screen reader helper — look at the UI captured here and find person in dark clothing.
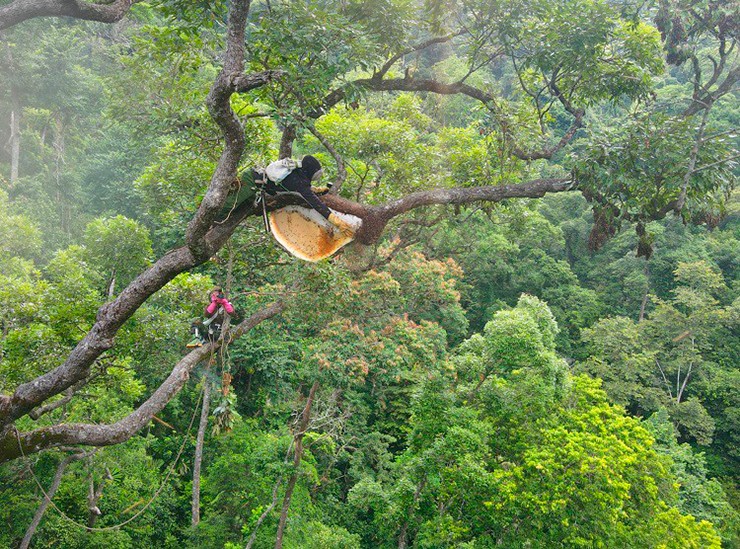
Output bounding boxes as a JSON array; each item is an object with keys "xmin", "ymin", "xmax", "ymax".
[{"xmin": 260, "ymin": 155, "xmax": 354, "ymax": 235}]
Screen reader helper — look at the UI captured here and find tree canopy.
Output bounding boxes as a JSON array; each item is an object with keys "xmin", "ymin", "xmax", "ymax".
[{"xmin": 0, "ymin": 0, "xmax": 737, "ymax": 546}]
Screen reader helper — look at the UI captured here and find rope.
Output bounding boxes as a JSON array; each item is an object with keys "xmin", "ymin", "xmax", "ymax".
[
  {"xmin": 213, "ymin": 176, "xmax": 247, "ymax": 225},
  {"xmin": 14, "ymin": 379, "xmax": 206, "ymax": 533}
]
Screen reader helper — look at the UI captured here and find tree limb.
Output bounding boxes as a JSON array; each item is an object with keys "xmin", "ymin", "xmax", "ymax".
[
  {"xmin": 0, "ymin": 0, "xmax": 144, "ymax": 31},
  {"xmin": 187, "ymin": 0, "xmax": 251, "ymax": 258},
  {"xmin": 683, "ymin": 65, "xmax": 740, "ymax": 117},
  {"xmin": 312, "ymin": 75, "xmax": 581, "ymax": 160},
  {"xmin": 307, "ymin": 125, "xmax": 347, "ymax": 193},
  {"xmin": 0, "ymin": 302, "xmax": 284, "ymax": 463},
  {"xmin": 0, "ymin": 0, "xmax": 261, "ymax": 432},
  {"xmin": 233, "ymin": 70, "xmax": 285, "ymax": 93},
  {"xmin": 19, "ymin": 450, "xmax": 92, "ymax": 549}
]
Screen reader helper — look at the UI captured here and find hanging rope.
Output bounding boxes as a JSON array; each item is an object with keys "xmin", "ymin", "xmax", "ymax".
[{"xmin": 14, "ymin": 372, "xmax": 207, "ymax": 533}]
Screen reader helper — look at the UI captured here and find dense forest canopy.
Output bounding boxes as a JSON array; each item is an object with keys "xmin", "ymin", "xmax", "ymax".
[{"xmin": 0, "ymin": 0, "xmax": 737, "ymax": 547}]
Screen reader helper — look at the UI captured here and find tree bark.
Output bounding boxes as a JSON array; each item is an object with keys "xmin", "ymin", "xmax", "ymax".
[
  {"xmin": 638, "ymin": 259, "xmax": 650, "ymax": 322},
  {"xmin": 245, "ymin": 477, "xmax": 282, "ymax": 549},
  {"xmin": 191, "ymin": 372, "xmax": 212, "ymax": 527},
  {"xmin": 278, "ymin": 126, "xmax": 296, "ymax": 160},
  {"xmin": 274, "ymin": 380, "xmax": 319, "ymax": 549},
  {"xmin": 0, "ymin": 302, "xmax": 284, "ymax": 463},
  {"xmin": 0, "ymin": 0, "xmax": 262, "ymax": 430},
  {"xmin": 20, "ymin": 452, "xmax": 88, "ymax": 549},
  {"xmin": 397, "ymin": 477, "xmax": 425, "ymax": 549},
  {"xmin": 0, "ymin": 0, "xmax": 144, "ymax": 31}
]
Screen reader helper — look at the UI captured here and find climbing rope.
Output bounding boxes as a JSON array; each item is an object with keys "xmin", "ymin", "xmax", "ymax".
[{"xmin": 14, "ymin": 371, "xmax": 207, "ymax": 533}]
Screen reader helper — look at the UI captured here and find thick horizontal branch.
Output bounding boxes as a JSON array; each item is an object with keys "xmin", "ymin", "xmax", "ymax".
[
  {"xmin": 315, "ymin": 76, "xmax": 496, "ymax": 117},
  {"xmin": 379, "ymin": 177, "xmax": 573, "ymax": 216},
  {"xmin": 0, "ymin": 302, "xmax": 284, "ymax": 463},
  {"xmin": 234, "ymin": 70, "xmax": 285, "ymax": 92},
  {"xmin": 340, "ymin": 177, "xmax": 575, "ymax": 243},
  {"xmin": 0, "ymin": 0, "xmax": 142, "ymax": 31}
]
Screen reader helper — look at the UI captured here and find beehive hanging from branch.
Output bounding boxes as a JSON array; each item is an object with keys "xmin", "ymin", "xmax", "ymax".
[{"xmin": 268, "ymin": 206, "xmax": 362, "ymax": 262}]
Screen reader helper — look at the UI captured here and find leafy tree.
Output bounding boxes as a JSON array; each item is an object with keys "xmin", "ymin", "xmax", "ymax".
[{"xmin": 0, "ymin": 0, "xmax": 737, "ymax": 546}]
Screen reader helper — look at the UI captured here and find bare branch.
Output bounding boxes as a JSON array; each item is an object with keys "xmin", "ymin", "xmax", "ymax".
[
  {"xmin": 691, "ymin": 152, "xmax": 740, "ymax": 174},
  {"xmin": 684, "ymin": 65, "xmax": 740, "ymax": 117},
  {"xmin": 375, "ymin": 32, "xmax": 464, "ymax": 79},
  {"xmin": 19, "ymin": 450, "xmax": 92, "ymax": 549},
  {"xmin": 0, "ymin": 302, "xmax": 284, "ymax": 463},
  {"xmin": 307, "ymin": 125, "xmax": 347, "ymax": 193},
  {"xmin": 0, "ymin": 0, "xmax": 143, "ymax": 31},
  {"xmin": 312, "ymin": 74, "xmax": 582, "ymax": 161},
  {"xmin": 187, "ymin": 0, "xmax": 251, "ymax": 257},
  {"xmin": 376, "ymin": 177, "xmax": 573, "ymax": 218},
  {"xmin": 233, "ymin": 70, "xmax": 285, "ymax": 93},
  {"xmin": 676, "ymin": 104, "xmax": 711, "ymax": 212},
  {"xmin": 28, "ymin": 380, "xmax": 83, "ymax": 421}
]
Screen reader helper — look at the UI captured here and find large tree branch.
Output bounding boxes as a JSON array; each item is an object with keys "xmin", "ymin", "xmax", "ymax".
[
  {"xmin": 0, "ymin": 0, "xmax": 143, "ymax": 31},
  {"xmin": 257, "ymin": 176, "xmax": 574, "ymax": 245},
  {"xmin": 327, "ymin": 177, "xmax": 574, "ymax": 244},
  {"xmin": 0, "ymin": 302, "xmax": 284, "ymax": 463},
  {"xmin": 187, "ymin": 0, "xmax": 250, "ymax": 257},
  {"xmin": 312, "ymin": 75, "xmax": 581, "ymax": 161},
  {"xmin": 0, "ymin": 148, "xmax": 259, "ymax": 431},
  {"xmin": 0, "ymin": 0, "xmax": 260, "ymax": 431}
]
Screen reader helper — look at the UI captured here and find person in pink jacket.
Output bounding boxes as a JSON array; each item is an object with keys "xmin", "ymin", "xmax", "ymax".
[
  {"xmin": 187, "ymin": 287, "xmax": 237, "ymax": 347},
  {"xmin": 205, "ymin": 287, "xmax": 235, "ymax": 316}
]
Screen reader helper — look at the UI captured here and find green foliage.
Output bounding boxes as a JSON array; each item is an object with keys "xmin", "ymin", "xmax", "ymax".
[
  {"xmin": 83, "ymin": 215, "xmax": 154, "ymax": 293},
  {"xmin": 646, "ymin": 409, "xmax": 740, "ymax": 545},
  {"xmin": 471, "ymin": 0, "xmax": 664, "ymax": 105},
  {"xmin": 1, "ymin": 1, "xmax": 738, "ymax": 547},
  {"xmin": 573, "ymin": 111, "xmax": 736, "ymax": 253}
]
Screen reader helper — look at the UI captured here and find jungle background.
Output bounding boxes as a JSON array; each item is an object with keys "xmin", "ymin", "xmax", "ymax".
[{"xmin": 0, "ymin": 0, "xmax": 738, "ymax": 547}]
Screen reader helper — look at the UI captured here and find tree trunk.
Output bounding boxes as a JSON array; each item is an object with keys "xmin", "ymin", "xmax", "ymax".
[
  {"xmin": 9, "ymin": 87, "xmax": 20, "ymax": 184},
  {"xmin": 278, "ymin": 126, "xmax": 296, "ymax": 159},
  {"xmin": 87, "ymin": 464, "xmax": 112, "ymax": 528},
  {"xmin": 397, "ymin": 477, "xmax": 425, "ymax": 549},
  {"xmin": 274, "ymin": 380, "xmax": 319, "ymax": 549},
  {"xmin": 398, "ymin": 522, "xmax": 409, "ymax": 549},
  {"xmin": 107, "ymin": 269, "xmax": 116, "ymax": 300},
  {"xmin": 20, "ymin": 453, "xmax": 87, "ymax": 549},
  {"xmin": 245, "ymin": 477, "xmax": 282, "ymax": 549},
  {"xmin": 3, "ymin": 44, "xmax": 21, "ymax": 185},
  {"xmin": 191, "ymin": 373, "xmax": 212, "ymax": 526},
  {"xmin": 52, "ymin": 113, "xmax": 69, "ymax": 238},
  {"xmin": 638, "ymin": 259, "xmax": 650, "ymax": 322}
]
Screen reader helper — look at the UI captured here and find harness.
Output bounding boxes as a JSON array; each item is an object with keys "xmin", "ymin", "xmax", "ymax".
[{"xmin": 203, "ymin": 306, "xmax": 224, "ymax": 336}]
